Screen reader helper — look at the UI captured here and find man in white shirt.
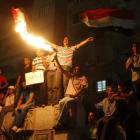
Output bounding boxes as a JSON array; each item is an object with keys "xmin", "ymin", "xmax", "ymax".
[
  {"xmin": 95, "ymin": 85, "xmax": 117, "ymax": 140},
  {"xmin": 54, "ymin": 65, "xmax": 88, "ymax": 130}
]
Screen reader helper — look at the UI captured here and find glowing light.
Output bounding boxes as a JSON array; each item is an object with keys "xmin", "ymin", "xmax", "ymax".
[{"xmin": 12, "ymin": 8, "xmax": 53, "ymax": 52}]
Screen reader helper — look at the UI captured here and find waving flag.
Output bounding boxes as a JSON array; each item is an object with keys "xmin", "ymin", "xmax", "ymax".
[{"xmin": 81, "ymin": 8, "xmax": 135, "ymax": 29}]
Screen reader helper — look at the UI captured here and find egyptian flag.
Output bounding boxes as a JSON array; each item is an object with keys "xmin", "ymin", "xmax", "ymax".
[{"xmin": 81, "ymin": 8, "xmax": 135, "ymax": 29}]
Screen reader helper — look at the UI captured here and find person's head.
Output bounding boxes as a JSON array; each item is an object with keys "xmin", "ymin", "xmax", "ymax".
[
  {"xmin": 7, "ymin": 86, "xmax": 15, "ymax": 95},
  {"xmin": 88, "ymin": 112, "xmax": 95, "ymax": 124},
  {"xmin": 36, "ymin": 49, "xmax": 45, "ymax": 57},
  {"xmin": 63, "ymin": 36, "xmax": 69, "ymax": 47},
  {"xmin": 21, "ymin": 81, "xmax": 26, "ymax": 89},
  {"xmin": 117, "ymin": 84, "xmax": 123, "ymax": 92},
  {"xmin": 73, "ymin": 66, "xmax": 81, "ymax": 75},
  {"xmin": 23, "ymin": 57, "xmax": 31, "ymax": 66},
  {"xmin": 131, "ymin": 42, "xmax": 140, "ymax": 54},
  {"xmin": 106, "ymin": 85, "xmax": 114, "ymax": 97},
  {"xmin": 132, "ymin": 43, "xmax": 137, "ymax": 53}
]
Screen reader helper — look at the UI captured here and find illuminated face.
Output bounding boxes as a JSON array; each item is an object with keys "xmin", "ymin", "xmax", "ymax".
[
  {"xmin": 63, "ymin": 36, "xmax": 69, "ymax": 47},
  {"xmin": 7, "ymin": 88, "xmax": 14, "ymax": 95},
  {"xmin": 36, "ymin": 49, "xmax": 45, "ymax": 57},
  {"xmin": 73, "ymin": 66, "xmax": 80, "ymax": 74},
  {"xmin": 88, "ymin": 112, "xmax": 94, "ymax": 123}
]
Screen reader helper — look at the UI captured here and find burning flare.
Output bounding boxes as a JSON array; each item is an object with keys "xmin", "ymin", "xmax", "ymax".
[{"xmin": 12, "ymin": 8, "xmax": 53, "ymax": 52}]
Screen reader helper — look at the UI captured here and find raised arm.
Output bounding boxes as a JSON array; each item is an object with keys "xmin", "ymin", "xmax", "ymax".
[
  {"xmin": 125, "ymin": 57, "xmax": 132, "ymax": 70},
  {"xmin": 46, "ymin": 40, "xmax": 58, "ymax": 50},
  {"xmin": 76, "ymin": 37, "xmax": 94, "ymax": 49}
]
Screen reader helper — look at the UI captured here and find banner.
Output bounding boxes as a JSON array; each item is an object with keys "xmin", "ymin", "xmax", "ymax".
[
  {"xmin": 25, "ymin": 71, "xmax": 44, "ymax": 86},
  {"xmin": 81, "ymin": 8, "xmax": 135, "ymax": 29}
]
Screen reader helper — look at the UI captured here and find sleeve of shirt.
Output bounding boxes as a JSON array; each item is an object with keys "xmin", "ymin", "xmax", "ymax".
[
  {"xmin": 95, "ymin": 100, "xmax": 104, "ymax": 109},
  {"xmin": 56, "ymin": 45, "xmax": 62, "ymax": 51},
  {"xmin": 71, "ymin": 45, "xmax": 77, "ymax": 51}
]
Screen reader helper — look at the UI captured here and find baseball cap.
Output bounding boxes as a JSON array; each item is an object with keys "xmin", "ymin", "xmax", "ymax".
[{"xmin": 8, "ymin": 86, "xmax": 15, "ymax": 90}]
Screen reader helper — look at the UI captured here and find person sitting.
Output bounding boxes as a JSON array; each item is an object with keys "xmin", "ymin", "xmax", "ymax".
[
  {"xmin": 95, "ymin": 85, "xmax": 117, "ymax": 140},
  {"xmin": 0, "ymin": 86, "xmax": 15, "ymax": 128},
  {"xmin": 54, "ymin": 56, "xmax": 88, "ymax": 130},
  {"xmin": 11, "ymin": 81, "xmax": 35, "ymax": 133},
  {"xmin": 86, "ymin": 112, "xmax": 97, "ymax": 140}
]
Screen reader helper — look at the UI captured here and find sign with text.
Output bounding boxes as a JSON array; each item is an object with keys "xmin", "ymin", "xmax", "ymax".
[{"xmin": 25, "ymin": 71, "xmax": 44, "ymax": 86}]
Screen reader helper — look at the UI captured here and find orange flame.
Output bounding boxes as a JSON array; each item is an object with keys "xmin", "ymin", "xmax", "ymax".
[{"xmin": 12, "ymin": 8, "xmax": 53, "ymax": 52}]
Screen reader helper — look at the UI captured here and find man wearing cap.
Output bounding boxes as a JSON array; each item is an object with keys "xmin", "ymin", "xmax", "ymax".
[{"xmin": 0, "ymin": 85, "xmax": 15, "ymax": 127}]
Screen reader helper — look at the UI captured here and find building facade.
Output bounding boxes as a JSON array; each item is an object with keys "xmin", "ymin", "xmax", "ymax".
[{"xmin": 0, "ymin": 0, "xmax": 140, "ymax": 90}]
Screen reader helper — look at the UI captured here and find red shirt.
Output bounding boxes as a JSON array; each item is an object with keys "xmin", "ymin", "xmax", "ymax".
[{"xmin": 0, "ymin": 75, "xmax": 7, "ymax": 85}]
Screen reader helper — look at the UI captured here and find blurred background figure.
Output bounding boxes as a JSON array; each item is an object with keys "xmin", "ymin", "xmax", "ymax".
[
  {"xmin": 0, "ymin": 68, "xmax": 9, "ymax": 106},
  {"xmin": 0, "ymin": 86, "xmax": 15, "ymax": 128},
  {"xmin": 12, "ymin": 81, "xmax": 35, "ymax": 133}
]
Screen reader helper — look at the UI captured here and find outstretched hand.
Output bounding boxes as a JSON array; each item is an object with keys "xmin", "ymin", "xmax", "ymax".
[{"xmin": 87, "ymin": 37, "xmax": 94, "ymax": 42}]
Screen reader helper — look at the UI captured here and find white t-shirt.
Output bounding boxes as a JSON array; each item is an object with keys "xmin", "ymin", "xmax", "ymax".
[
  {"xmin": 56, "ymin": 46, "xmax": 77, "ymax": 67},
  {"xmin": 65, "ymin": 76, "xmax": 88, "ymax": 96},
  {"xmin": 4, "ymin": 94, "xmax": 15, "ymax": 107}
]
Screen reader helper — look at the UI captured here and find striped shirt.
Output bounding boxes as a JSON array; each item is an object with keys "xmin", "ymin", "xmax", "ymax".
[
  {"xmin": 32, "ymin": 56, "xmax": 48, "ymax": 72},
  {"xmin": 56, "ymin": 46, "xmax": 77, "ymax": 67}
]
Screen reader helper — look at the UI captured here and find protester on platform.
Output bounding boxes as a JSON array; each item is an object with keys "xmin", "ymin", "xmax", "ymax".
[
  {"xmin": 32, "ymin": 49, "xmax": 48, "ymax": 106},
  {"xmin": 46, "ymin": 36, "xmax": 93, "ymax": 93},
  {"xmin": 46, "ymin": 52, "xmax": 62, "ymax": 105},
  {"xmin": 54, "ymin": 55, "xmax": 88, "ymax": 130},
  {"xmin": 11, "ymin": 81, "xmax": 35, "ymax": 133}
]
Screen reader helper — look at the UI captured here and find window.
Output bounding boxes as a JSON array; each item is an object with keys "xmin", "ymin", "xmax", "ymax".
[{"xmin": 97, "ymin": 80, "xmax": 106, "ymax": 92}]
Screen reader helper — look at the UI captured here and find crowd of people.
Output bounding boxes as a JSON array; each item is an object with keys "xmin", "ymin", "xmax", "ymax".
[{"xmin": 0, "ymin": 37, "xmax": 140, "ymax": 140}]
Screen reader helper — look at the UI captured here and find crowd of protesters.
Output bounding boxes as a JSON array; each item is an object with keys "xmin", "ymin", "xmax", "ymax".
[{"xmin": 0, "ymin": 37, "xmax": 140, "ymax": 140}]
